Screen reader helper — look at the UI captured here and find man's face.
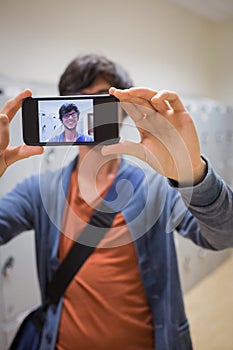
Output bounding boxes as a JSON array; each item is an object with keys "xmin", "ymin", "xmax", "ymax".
[
  {"xmin": 62, "ymin": 109, "xmax": 79, "ymax": 130},
  {"xmin": 72, "ymin": 77, "xmax": 112, "ymax": 150},
  {"xmin": 80, "ymin": 76, "xmax": 111, "ymax": 95},
  {"xmin": 81, "ymin": 77, "xmax": 124, "ymax": 124}
]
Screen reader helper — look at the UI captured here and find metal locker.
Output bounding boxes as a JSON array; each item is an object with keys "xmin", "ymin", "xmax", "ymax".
[
  {"xmin": 121, "ymin": 96, "xmax": 233, "ymax": 293},
  {"xmin": 0, "ymin": 232, "xmax": 41, "ymax": 349},
  {"xmin": 0, "ymin": 76, "xmax": 56, "ymax": 349},
  {"xmin": 175, "ymin": 96, "xmax": 233, "ymax": 292}
]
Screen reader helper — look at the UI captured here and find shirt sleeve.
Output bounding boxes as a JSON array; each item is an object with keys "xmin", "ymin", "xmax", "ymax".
[
  {"xmin": 169, "ymin": 157, "xmax": 233, "ymax": 249},
  {"xmin": 0, "ymin": 175, "xmax": 39, "ymax": 244}
]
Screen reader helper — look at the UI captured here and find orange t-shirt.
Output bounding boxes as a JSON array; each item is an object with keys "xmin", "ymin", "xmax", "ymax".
[{"xmin": 55, "ymin": 169, "xmax": 154, "ymax": 350}]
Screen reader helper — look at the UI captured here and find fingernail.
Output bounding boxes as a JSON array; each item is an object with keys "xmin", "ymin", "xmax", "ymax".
[{"xmin": 109, "ymin": 87, "xmax": 116, "ymax": 94}]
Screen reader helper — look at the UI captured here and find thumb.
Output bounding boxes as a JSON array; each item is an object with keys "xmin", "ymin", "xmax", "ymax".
[
  {"xmin": 5, "ymin": 145, "xmax": 44, "ymax": 167},
  {"xmin": 102, "ymin": 141, "xmax": 146, "ymax": 161},
  {"xmin": 0, "ymin": 114, "xmax": 10, "ymax": 155}
]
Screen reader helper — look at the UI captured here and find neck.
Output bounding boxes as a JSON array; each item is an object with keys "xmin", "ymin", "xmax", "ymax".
[
  {"xmin": 77, "ymin": 146, "xmax": 120, "ymax": 180},
  {"xmin": 76, "ymin": 146, "xmax": 120, "ymax": 205},
  {"xmin": 64, "ymin": 129, "xmax": 77, "ymax": 142}
]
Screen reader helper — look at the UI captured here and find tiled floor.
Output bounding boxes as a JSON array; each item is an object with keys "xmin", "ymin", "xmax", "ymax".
[{"xmin": 184, "ymin": 252, "xmax": 233, "ymax": 350}]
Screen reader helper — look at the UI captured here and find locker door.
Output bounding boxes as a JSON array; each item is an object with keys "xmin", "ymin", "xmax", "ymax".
[
  {"xmin": 0, "ymin": 232, "xmax": 41, "ymax": 349},
  {"xmin": 0, "ymin": 78, "xmax": 55, "ymax": 349}
]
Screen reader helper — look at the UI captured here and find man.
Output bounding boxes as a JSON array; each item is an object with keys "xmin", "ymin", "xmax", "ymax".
[
  {"xmin": 49, "ymin": 102, "xmax": 93, "ymax": 142},
  {"xmin": 0, "ymin": 54, "xmax": 233, "ymax": 350}
]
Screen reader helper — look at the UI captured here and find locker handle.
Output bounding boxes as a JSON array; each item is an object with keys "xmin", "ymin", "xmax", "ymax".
[{"xmin": 2, "ymin": 256, "xmax": 15, "ymax": 277}]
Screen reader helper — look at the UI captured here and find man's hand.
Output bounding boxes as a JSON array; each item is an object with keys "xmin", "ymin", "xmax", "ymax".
[
  {"xmin": 103, "ymin": 87, "xmax": 206, "ymax": 186},
  {"xmin": 0, "ymin": 90, "xmax": 44, "ymax": 177}
]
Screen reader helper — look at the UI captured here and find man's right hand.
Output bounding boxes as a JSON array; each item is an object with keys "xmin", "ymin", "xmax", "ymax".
[{"xmin": 0, "ymin": 89, "xmax": 44, "ymax": 177}]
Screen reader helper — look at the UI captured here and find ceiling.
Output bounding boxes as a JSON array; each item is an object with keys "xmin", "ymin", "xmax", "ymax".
[{"xmin": 167, "ymin": 0, "xmax": 233, "ymax": 22}]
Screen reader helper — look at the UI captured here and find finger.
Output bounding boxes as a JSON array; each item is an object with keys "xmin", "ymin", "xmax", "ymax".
[
  {"xmin": 111, "ymin": 87, "xmax": 144, "ymax": 120},
  {"xmin": 127, "ymin": 87, "xmax": 169, "ymax": 114},
  {"xmin": 110, "ymin": 87, "xmax": 153, "ymax": 110},
  {"xmin": 110, "ymin": 87, "xmax": 157, "ymax": 101},
  {"xmin": 110, "ymin": 88, "xmax": 155, "ymax": 123},
  {"xmin": 127, "ymin": 87, "xmax": 157, "ymax": 100},
  {"xmin": 149, "ymin": 98, "xmax": 171, "ymax": 115},
  {"xmin": 111, "ymin": 86, "xmax": 169, "ymax": 113},
  {"xmin": 120, "ymin": 101, "xmax": 143, "ymax": 122},
  {"xmin": 109, "ymin": 87, "xmax": 131, "ymax": 101},
  {"xmin": 0, "ymin": 114, "xmax": 10, "ymax": 155},
  {"xmin": 5, "ymin": 145, "xmax": 44, "ymax": 167},
  {"xmin": 0, "ymin": 89, "xmax": 32, "ymax": 122},
  {"xmin": 151, "ymin": 90, "xmax": 186, "ymax": 112}
]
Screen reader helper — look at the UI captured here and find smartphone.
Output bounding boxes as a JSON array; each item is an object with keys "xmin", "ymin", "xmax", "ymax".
[{"xmin": 22, "ymin": 94, "xmax": 120, "ymax": 145}]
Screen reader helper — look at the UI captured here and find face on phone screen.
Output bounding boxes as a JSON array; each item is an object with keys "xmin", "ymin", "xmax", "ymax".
[
  {"xmin": 22, "ymin": 95, "xmax": 119, "ymax": 145},
  {"xmin": 39, "ymin": 99, "xmax": 94, "ymax": 143}
]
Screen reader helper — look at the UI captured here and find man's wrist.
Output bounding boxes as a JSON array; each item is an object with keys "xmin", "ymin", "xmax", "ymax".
[
  {"xmin": 192, "ymin": 158, "xmax": 208, "ymax": 186},
  {"xmin": 169, "ymin": 157, "xmax": 223, "ymax": 208},
  {"xmin": 169, "ymin": 158, "xmax": 208, "ymax": 188}
]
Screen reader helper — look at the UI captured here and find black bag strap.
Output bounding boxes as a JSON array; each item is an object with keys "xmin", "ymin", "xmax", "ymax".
[{"xmin": 47, "ymin": 201, "xmax": 118, "ymax": 305}]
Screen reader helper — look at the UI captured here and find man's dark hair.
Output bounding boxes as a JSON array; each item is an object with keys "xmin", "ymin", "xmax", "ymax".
[
  {"xmin": 58, "ymin": 54, "xmax": 134, "ymax": 95},
  {"xmin": 59, "ymin": 103, "xmax": 80, "ymax": 121}
]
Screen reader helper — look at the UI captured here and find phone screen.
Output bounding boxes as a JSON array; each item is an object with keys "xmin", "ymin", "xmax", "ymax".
[
  {"xmin": 38, "ymin": 98, "xmax": 94, "ymax": 143},
  {"xmin": 22, "ymin": 95, "xmax": 119, "ymax": 145}
]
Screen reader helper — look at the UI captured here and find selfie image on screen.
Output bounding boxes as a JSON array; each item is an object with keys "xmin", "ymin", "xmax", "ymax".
[{"xmin": 38, "ymin": 99, "xmax": 94, "ymax": 143}]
